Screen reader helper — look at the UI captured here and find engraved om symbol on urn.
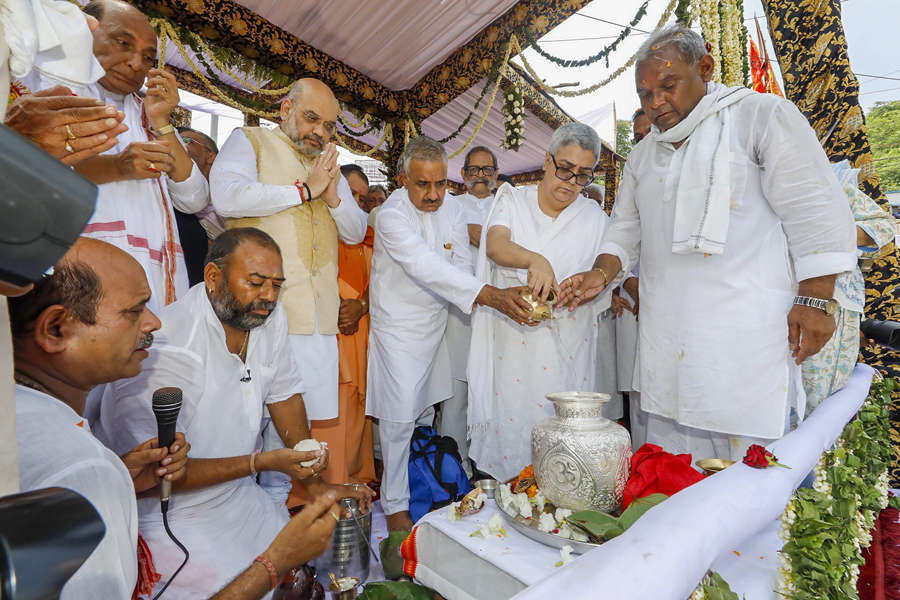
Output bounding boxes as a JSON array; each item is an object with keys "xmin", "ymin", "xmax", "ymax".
[{"xmin": 532, "ymin": 392, "xmax": 632, "ymax": 512}]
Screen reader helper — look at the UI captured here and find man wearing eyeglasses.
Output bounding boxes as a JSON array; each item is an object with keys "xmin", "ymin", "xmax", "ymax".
[
  {"xmin": 210, "ymin": 78, "xmax": 367, "ymax": 504},
  {"xmin": 467, "ymin": 123, "xmax": 613, "ymax": 481},
  {"xmin": 173, "ymin": 126, "xmax": 223, "ymax": 286},
  {"xmin": 436, "ymin": 146, "xmax": 500, "ymax": 476}
]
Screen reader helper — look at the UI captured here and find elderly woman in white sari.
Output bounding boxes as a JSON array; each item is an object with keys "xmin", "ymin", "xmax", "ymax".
[{"xmin": 467, "ymin": 123, "xmax": 613, "ymax": 481}]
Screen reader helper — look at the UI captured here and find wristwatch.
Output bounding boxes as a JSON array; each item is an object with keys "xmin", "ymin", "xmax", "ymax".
[
  {"xmin": 793, "ymin": 296, "xmax": 839, "ymax": 315},
  {"xmin": 150, "ymin": 123, "xmax": 175, "ymax": 137}
]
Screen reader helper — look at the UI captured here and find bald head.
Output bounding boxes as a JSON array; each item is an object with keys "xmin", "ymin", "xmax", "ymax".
[
  {"xmin": 9, "ymin": 237, "xmax": 160, "ymax": 397},
  {"xmin": 280, "ymin": 78, "xmax": 338, "ymax": 157},
  {"xmin": 86, "ymin": 0, "xmax": 158, "ymax": 95}
]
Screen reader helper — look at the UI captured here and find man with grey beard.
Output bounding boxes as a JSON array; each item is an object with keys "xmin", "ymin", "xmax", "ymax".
[
  {"xmin": 94, "ymin": 228, "xmax": 372, "ymax": 599},
  {"xmin": 211, "ymin": 78, "xmax": 367, "ymax": 503}
]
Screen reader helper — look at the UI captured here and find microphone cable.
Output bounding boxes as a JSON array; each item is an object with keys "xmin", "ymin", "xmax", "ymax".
[{"xmin": 151, "ymin": 500, "xmax": 190, "ymax": 600}]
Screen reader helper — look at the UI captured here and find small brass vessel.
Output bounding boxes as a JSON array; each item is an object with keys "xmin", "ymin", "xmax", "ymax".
[
  {"xmin": 522, "ymin": 288, "xmax": 556, "ymax": 321},
  {"xmin": 695, "ymin": 458, "xmax": 735, "ymax": 476}
]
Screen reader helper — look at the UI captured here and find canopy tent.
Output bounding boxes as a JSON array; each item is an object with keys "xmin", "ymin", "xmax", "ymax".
[{"xmin": 128, "ymin": 0, "xmax": 622, "ymax": 196}]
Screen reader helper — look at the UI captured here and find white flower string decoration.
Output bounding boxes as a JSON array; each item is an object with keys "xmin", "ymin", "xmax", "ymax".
[
  {"xmin": 698, "ymin": 0, "xmax": 722, "ymax": 82},
  {"xmin": 501, "ymin": 82, "xmax": 525, "ymax": 151}
]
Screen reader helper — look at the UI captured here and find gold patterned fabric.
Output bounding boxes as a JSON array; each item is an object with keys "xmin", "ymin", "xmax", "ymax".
[{"xmin": 764, "ymin": 0, "xmax": 900, "ymax": 484}]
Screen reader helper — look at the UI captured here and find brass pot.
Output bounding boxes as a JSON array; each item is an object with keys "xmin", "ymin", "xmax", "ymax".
[{"xmin": 522, "ymin": 288, "xmax": 556, "ymax": 321}]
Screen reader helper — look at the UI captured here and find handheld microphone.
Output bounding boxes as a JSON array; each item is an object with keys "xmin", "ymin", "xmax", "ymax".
[{"xmin": 152, "ymin": 387, "xmax": 183, "ymax": 514}]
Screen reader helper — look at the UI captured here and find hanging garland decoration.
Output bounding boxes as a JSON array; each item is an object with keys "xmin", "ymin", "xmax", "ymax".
[
  {"xmin": 152, "ymin": 18, "xmax": 394, "ymax": 158},
  {"xmin": 333, "ymin": 123, "xmax": 393, "ymax": 158},
  {"xmin": 737, "ymin": 0, "xmax": 750, "ymax": 87},
  {"xmin": 699, "ymin": 0, "xmax": 723, "ymax": 82},
  {"xmin": 190, "ymin": 33, "xmax": 293, "ymax": 96},
  {"xmin": 719, "ymin": 0, "xmax": 743, "ymax": 87},
  {"xmin": 520, "ymin": 1, "xmax": 649, "ymax": 69},
  {"xmin": 675, "ymin": 0, "xmax": 693, "ymax": 26},
  {"xmin": 438, "ymin": 74, "xmax": 493, "ymax": 145},
  {"xmin": 446, "ymin": 34, "xmax": 517, "ymax": 159},
  {"xmin": 776, "ymin": 376, "xmax": 895, "ymax": 599},
  {"xmin": 338, "ymin": 106, "xmax": 372, "ymax": 130},
  {"xmin": 154, "ymin": 19, "xmax": 280, "ymax": 117},
  {"xmin": 501, "ymin": 81, "xmax": 525, "ymax": 151},
  {"xmin": 515, "ymin": 0, "xmax": 679, "ymax": 98}
]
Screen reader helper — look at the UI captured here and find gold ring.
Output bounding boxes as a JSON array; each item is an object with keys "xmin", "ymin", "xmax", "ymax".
[
  {"xmin": 65, "ymin": 125, "xmax": 76, "ymax": 140},
  {"xmin": 330, "ymin": 511, "xmax": 340, "ymax": 522},
  {"xmin": 149, "ymin": 162, "xmax": 156, "ymax": 171},
  {"xmin": 65, "ymin": 142, "xmax": 74, "ymax": 153}
]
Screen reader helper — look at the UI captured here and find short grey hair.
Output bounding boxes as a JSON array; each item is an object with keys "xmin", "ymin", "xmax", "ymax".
[
  {"xmin": 400, "ymin": 136, "xmax": 447, "ymax": 174},
  {"xmin": 286, "ymin": 79, "xmax": 306, "ymax": 104},
  {"xmin": 547, "ymin": 122, "xmax": 602, "ymax": 167},
  {"xmin": 635, "ymin": 24, "xmax": 708, "ymax": 68}
]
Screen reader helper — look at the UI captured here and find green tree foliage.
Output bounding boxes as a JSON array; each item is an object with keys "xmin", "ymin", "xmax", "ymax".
[
  {"xmin": 616, "ymin": 119, "xmax": 634, "ymax": 158},
  {"xmin": 867, "ymin": 100, "xmax": 900, "ymax": 191}
]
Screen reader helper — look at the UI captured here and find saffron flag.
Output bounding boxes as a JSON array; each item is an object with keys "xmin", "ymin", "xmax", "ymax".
[{"xmin": 749, "ymin": 37, "xmax": 766, "ymax": 93}]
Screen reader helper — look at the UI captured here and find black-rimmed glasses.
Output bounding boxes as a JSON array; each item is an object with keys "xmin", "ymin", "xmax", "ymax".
[
  {"xmin": 550, "ymin": 154, "xmax": 594, "ymax": 186},
  {"xmin": 463, "ymin": 165, "xmax": 497, "ymax": 177}
]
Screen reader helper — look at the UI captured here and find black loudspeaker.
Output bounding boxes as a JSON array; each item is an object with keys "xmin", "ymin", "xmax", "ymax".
[
  {"xmin": 0, "ymin": 124, "xmax": 97, "ymax": 286},
  {"xmin": 0, "ymin": 487, "xmax": 106, "ymax": 600},
  {"xmin": 861, "ymin": 319, "xmax": 900, "ymax": 352}
]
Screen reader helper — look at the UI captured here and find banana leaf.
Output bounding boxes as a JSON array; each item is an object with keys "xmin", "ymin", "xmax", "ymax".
[
  {"xmin": 358, "ymin": 581, "xmax": 438, "ymax": 600},
  {"xmin": 568, "ymin": 494, "xmax": 668, "ymax": 542}
]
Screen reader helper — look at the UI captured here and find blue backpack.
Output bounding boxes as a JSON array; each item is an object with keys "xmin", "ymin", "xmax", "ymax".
[{"xmin": 408, "ymin": 426, "xmax": 472, "ymax": 522}]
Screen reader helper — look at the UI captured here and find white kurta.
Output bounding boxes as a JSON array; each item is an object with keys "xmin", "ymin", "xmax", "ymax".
[
  {"xmin": 210, "ymin": 129, "xmax": 367, "ymax": 421},
  {"xmin": 94, "ymin": 284, "xmax": 300, "ymax": 600},
  {"xmin": 468, "ymin": 184, "xmax": 612, "ymax": 481},
  {"xmin": 16, "ymin": 385, "xmax": 138, "ymax": 600},
  {"xmin": 600, "ymin": 91, "xmax": 857, "ymax": 440},
  {"xmin": 367, "ymin": 189, "xmax": 484, "ymax": 423}
]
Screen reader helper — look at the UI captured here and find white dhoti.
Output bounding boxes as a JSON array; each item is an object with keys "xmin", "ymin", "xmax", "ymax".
[{"xmin": 437, "ymin": 305, "xmax": 472, "ymax": 474}]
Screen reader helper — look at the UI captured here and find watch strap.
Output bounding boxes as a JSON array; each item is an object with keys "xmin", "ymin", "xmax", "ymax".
[
  {"xmin": 151, "ymin": 123, "xmax": 175, "ymax": 137},
  {"xmin": 793, "ymin": 296, "xmax": 828, "ymax": 312}
]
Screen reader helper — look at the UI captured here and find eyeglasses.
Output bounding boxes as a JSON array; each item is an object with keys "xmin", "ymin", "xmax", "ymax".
[
  {"xmin": 550, "ymin": 154, "xmax": 594, "ymax": 186},
  {"xmin": 301, "ymin": 110, "xmax": 337, "ymax": 136},
  {"xmin": 463, "ymin": 165, "xmax": 497, "ymax": 177}
]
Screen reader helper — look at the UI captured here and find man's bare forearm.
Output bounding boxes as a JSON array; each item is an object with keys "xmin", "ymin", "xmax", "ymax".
[
  {"xmin": 173, "ymin": 456, "xmax": 256, "ymax": 491},
  {"xmin": 210, "ymin": 562, "xmax": 272, "ymax": 600},
  {"xmin": 268, "ymin": 395, "xmax": 310, "ymax": 449},
  {"xmin": 74, "ymin": 155, "xmax": 127, "ymax": 184},
  {"xmin": 797, "ymin": 274, "xmax": 837, "ymax": 299}
]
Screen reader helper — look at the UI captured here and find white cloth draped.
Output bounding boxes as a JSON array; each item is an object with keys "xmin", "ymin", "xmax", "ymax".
[
  {"xmin": 467, "ymin": 184, "xmax": 612, "ymax": 481},
  {"xmin": 94, "ymin": 284, "xmax": 298, "ymax": 599},
  {"xmin": 651, "ymin": 82, "xmax": 754, "ymax": 255},
  {"xmin": 2, "ymin": 0, "xmax": 103, "ymax": 89},
  {"xmin": 366, "ymin": 189, "xmax": 483, "ymax": 423},
  {"xmin": 512, "ymin": 364, "xmax": 875, "ymax": 600},
  {"xmin": 599, "ymin": 90, "xmax": 857, "ymax": 440},
  {"xmin": 16, "ymin": 385, "xmax": 138, "ymax": 600}
]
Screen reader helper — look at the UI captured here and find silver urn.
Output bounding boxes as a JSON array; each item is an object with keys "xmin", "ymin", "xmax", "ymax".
[{"xmin": 531, "ymin": 392, "xmax": 632, "ymax": 512}]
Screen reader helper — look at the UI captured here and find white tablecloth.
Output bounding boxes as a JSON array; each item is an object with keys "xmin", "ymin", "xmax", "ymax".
[{"xmin": 404, "ymin": 365, "xmax": 876, "ymax": 600}]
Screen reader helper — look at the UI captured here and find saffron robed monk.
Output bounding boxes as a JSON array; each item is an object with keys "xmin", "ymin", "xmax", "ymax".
[
  {"xmin": 211, "ymin": 77, "xmax": 367, "ymax": 501},
  {"xmin": 558, "ymin": 25, "xmax": 857, "ymax": 459},
  {"xmin": 367, "ymin": 136, "xmax": 535, "ymax": 532}
]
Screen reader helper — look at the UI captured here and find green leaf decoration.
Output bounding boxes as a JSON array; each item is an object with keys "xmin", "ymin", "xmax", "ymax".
[
  {"xmin": 617, "ymin": 493, "xmax": 668, "ymax": 531},
  {"xmin": 568, "ymin": 493, "xmax": 668, "ymax": 542},
  {"xmin": 379, "ymin": 530, "xmax": 411, "ymax": 581},
  {"xmin": 358, "ymin": 581, "xmax": 437, "ymax": 600},
  {"xmin": 567, "ymin": 509, "xmax": 624, "ymax": 541}
]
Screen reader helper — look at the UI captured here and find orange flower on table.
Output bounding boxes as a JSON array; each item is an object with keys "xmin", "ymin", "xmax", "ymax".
[{"xmin": 518, "ymin": 465, "xmax": 534, "ymax": 480}]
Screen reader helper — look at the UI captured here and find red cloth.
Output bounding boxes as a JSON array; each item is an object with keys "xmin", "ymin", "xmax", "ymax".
[
  {"xmin": 749, "ymin": 37, "xmax": 767, "ymax": 93},
  {"xmin": 132, "ymin": 533, "xmax": 161, "ymax": 600},
  {"xmin": 621, "ymin": 443, "xmax": 705, "ymax": 509}
]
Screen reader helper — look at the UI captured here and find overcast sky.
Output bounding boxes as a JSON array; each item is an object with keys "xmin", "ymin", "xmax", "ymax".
[{"xmin": 517, "ymin": 0, "xmax": 899, "ymax": 125}]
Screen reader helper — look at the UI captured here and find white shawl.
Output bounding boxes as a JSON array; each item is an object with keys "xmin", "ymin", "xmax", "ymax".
[{"xmin": 649, "ymin": 82, "xmax": 754, "ymax": 256}]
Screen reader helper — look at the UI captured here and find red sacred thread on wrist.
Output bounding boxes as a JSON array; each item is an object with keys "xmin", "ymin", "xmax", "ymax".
[
  {"xmin": 294, "ymin": 180, "xmax": 306, "ymax": 203},
  {"xmin": 254, "ymin": 554, "xmax": 279, "ymax": 590}
]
